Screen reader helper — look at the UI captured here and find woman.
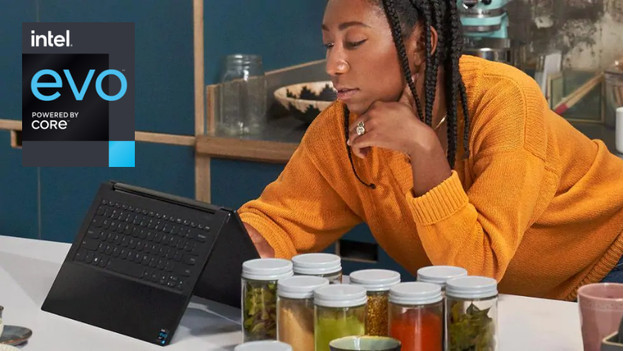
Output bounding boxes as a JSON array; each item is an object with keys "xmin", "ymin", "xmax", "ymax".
[{"xmin": 239, "ymin": 0, "xmax": 623, "ymax": 301}]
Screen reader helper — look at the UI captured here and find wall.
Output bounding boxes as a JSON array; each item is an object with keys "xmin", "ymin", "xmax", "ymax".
[
  {"xmin": 0, "ymin": 0, "xmax": 196, "ymax": 241},
  {"xmin": 508, "ymin": 0, "xmax": 623, "ymax": 70}
]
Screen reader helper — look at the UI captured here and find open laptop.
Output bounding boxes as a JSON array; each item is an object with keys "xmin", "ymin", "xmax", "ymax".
[{"xmin": 41, "ymin": 181, "xmax": 259, "ymax": 346}]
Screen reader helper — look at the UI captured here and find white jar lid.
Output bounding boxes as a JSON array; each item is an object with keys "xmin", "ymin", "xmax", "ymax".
[
  {"xmin": 242, "ymin": 258, "xmax": 293, "ymax": 281},
  {"xmin": 389, "ymin": 282, "xmax": 442, "ymax": 305},
  {"xmin": 314, "ymin": 284, "xmax": 367, "ymax": 308},
  {"xmin": 417, "ymin": 266, "xmax": 468, "ymax": 287},
  {"xmin": 349, "ymin": 269, "xmax": 401, "ymax": 292},
  {"xmin": 278, "ymin": 276, "xmax": 330, "ymax": 299},
  {"xmin": 292, "ymin": 253, "xmax": 342, "ymax": 275},
  {"xmin": 234, "ymin": 341, "xmax": 293, "ymax": 351},
  {"xmin": 446, "ymin": 276, "xmax": 498, "ymax": 299}
]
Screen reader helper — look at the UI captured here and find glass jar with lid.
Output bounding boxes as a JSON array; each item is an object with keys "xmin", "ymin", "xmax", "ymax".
[
  {"xmin": 291, "ymin": 253, "xmax": 342, "ymax": 284},
  {"xmin": 235, "ymin": 340, "xmax": 293, "ymax": 351},
  {"xmin": 314, "ymin": 284, "xmax": 367, "ymax": 351},
  {"xmin": 241, "ymin": 258, "xmax": 294, "ymax": 342},
  {"xmin": 219, "ymin": 54, "xmax": 267, "ymax": 136},
  {"xmin": 417, "ymin": 266, "xmax": 468, "ymax": 293},
  {"xmin": 277, "ymin": 276, "xmax": 329, "ymax": 351},
  {"xmin": 349, "ymin": 269, "xmax": 401, "ymax": 336},
  {"xmin": 446, "ymin": 276, "xmax": 498, "ymax": 351},
  {"xmin": 388, "ymin": 282, "xmax": 443, "ymax": 351}
]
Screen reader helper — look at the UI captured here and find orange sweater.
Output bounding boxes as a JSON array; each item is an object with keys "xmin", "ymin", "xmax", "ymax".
[{"xmin": 239, "ymin": 55, "xmax": 623, "ymax": 300}]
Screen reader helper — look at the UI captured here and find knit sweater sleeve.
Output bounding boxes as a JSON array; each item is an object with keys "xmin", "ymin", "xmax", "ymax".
[
  {"xmin": 408, "ymin": 71, "xmax": 553, "ymax": 281},
  {"xmin": 239, "ymin": 104, "xmax": 361, "ymax": 258}
]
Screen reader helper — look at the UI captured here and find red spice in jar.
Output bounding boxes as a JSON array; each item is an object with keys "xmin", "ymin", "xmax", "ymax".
[{"xmin": 389, "ymin": 308, "xmax": 442, "ymax": 351}]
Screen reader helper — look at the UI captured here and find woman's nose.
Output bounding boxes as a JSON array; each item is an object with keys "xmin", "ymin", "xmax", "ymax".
[{"xmin": 326, "ymin": 52, "xmax": 349, "ymax": 76}]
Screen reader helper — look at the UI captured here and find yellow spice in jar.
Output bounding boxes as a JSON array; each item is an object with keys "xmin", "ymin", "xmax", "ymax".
[{"xmin": 278, "ymin": 298, "xmax": 314, "ymax": 351}]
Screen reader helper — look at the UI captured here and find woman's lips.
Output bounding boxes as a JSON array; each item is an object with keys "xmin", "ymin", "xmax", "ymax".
[{"xmin": 336, "ymin": 88, "xmax": 359, "ymax": 101}]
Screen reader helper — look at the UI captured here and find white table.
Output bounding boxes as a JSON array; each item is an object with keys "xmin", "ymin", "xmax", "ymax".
[{"xmin": 0, "ymin": 235, "xmax": 584, "ymax": 350}]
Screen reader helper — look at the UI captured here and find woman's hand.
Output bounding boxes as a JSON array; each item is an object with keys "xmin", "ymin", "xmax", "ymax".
[
  {"xmin": 244, "ymin": 223, "xmax": 275, "ymax": 258},
  {"xmin": 347, "ymin": 82, "xmax": 452, "ymax": 196}
]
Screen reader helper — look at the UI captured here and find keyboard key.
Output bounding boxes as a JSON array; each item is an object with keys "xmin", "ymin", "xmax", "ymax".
[
  {"xmin": 87, "ymin": 229, "xmax": 98, "ymax": 238},
  {"xmin": 196, "ymin": 233, "xmax": 207, "ymax": 243},
  {"xmin": 75, "ymin": 249, "xmax": 87, "ymax": 262},
  {"xmin": 183, "ymin": 255, "xmax": 197, "ymax": 266},
  {"xmin": 174, "ymin": 266, "xmax": 192, "ymax": 277},
  {"xmin": 165, "ymin": 261, "xmax": 175, "ymax": 272},
  {"xmin": 167, "ymin": 280, "xmax": 176, "ymax": 287},
  {"xmin": 85, "ymin": 252, "xmax": 94, "ymax": 263},
  {"xmin": 81, "ymin": 238, "xmax": 100, "ymax": 251}
]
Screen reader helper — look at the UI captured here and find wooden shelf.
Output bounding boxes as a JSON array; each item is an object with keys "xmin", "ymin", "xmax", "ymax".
[{"xmin": 195, "ymin": 135, "xmax": 297, "ymax": 163}]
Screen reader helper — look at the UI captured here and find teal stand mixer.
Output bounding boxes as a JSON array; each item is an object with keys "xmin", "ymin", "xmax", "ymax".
[{"xmin": 457, "ymin": 0, "xmax": 512, "ymax": 63}]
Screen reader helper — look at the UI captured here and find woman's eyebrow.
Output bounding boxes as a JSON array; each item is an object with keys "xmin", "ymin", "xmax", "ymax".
[{"xmin": 321, "ymin": 21, "xmax": 371, "ymax": 31}]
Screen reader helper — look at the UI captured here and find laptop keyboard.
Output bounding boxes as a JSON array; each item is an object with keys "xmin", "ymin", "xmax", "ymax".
[{"xmin": 73, "ymin": 199, "xmax": 214, "ymax": 293}]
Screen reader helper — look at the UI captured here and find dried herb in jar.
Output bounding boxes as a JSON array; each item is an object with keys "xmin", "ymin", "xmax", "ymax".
[
  {"xmin": 243, "ymin": 280, "xmax": 278, "ymax": 341},
  {"xmin": 448, "ymin": 302, "xmax": 495, "ymax": 351},
  {"xmin": 366, "ymin": 292, "xmax": 389, "ymax": 336}
]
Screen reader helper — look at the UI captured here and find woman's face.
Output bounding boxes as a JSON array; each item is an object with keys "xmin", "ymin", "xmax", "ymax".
[{"xmin": 322, "ymin": 0, "xmax": 409, "ymax": 115}]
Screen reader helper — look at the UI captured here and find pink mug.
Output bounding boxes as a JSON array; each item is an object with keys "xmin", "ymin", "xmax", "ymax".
[{"xmin": 577, "ymin": 283, "xmax": 623, "ymax": 351}]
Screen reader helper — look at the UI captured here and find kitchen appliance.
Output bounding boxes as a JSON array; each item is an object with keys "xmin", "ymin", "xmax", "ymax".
[{"xmin": 458, "ymin": 0, "xmax": 512, "ymax": 64}]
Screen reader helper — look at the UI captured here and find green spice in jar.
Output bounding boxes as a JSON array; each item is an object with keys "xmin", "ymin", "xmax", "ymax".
[
  {"xmin": 315, "ymin": 307, "xmax": 366, "ymax": 351},
  {"xmin": 243, "ymin": 280, "xmax": 278, "ymax": 341}
]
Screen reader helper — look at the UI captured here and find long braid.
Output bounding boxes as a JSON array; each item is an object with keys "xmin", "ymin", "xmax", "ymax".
[
  {"xmin": 420, "ymin": 0, "xmax": 435, "ymax": 127},
  {"xmin": 447, "ymin": 0, "xmax": 471, "ymax": 160},
  {"xmin": 382, "ymin": 0, "xmax": 424, "ymax": 121}
]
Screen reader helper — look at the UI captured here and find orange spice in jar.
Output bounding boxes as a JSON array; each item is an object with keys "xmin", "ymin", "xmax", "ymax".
[
  {"xmin": 388, "ymin": 282, "xmax": 443, "ymax": 351},
  {"xmin": 349, "ymin": 269, "xmax": 401, "ymax": 336}
]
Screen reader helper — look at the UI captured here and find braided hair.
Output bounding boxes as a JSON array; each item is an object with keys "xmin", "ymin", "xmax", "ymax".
[{"xmin": 345, "ymin": 0, "xmax": 471, "ymax": 188}]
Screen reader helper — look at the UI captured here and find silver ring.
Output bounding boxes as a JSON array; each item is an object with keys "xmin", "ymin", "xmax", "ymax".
[{"xmin": 356, "ymin": 121, "xmax": 366, "ymax": 136}]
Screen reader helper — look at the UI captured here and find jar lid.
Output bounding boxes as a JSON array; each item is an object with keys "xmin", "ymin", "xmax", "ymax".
[
  {"xmin": 389, "ymin": 282, "xmax": 442, "ymax": 305},
  {"xmin": 242, "ymin": 258, "xmax": 293, "ymax": 281},
  {"xmin": 417, "ymin": 266, "xmax": 468, "ymax": 287},
  {"xmin": 234, "ymin": 341, "xmax": 292, "ymax": 351},
  {"xmin": 349, "ymin": 269, "xmax": 401, "ymax": 291},
  {"xmin": 446, "ymin": 276, "xmax": 498, "ymax": 299},
  {"xmin": 314, "ymin": 284, "xmax": 367, "ymax": 308},
  {"xmin": 278, "ymin": 276, "xmax": 329, "ymax": 299},
  {"xmin": 292, "ymin": 253, "xmax": 342, "ymax": 275}
]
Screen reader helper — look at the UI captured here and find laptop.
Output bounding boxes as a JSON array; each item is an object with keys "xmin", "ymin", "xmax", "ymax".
[{"xmin": 41, "ymin": 181, "xmax": 259, "ymax": 346}]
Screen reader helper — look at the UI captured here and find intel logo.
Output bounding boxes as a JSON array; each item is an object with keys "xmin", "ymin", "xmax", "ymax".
[{"xmin": 30, "ymin": 30, "xmax": 71, "ymax": 47}]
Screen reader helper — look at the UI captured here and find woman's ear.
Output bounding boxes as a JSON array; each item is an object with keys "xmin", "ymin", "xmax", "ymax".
[{"xmin": 407, "ymin": 24, "xmax": 440, "ymax": 71}]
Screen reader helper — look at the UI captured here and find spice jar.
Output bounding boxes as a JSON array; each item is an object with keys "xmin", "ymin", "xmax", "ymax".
[
  {"xmin": 446, "ymin": 276, "xmax": 498, "ymax": 351},
  {"xmin": 292, "ymin": 253, "xmax": 342, "ymax": 284},
  {"xmin": 314, "ymin": 284, "xmax": 367, "ymax": 351},
  {"xmin": 235, "ymin": 340, "xmax": 293, "ymax": 351},
  {"xmin": 277, "ymin": 276, "xmax": 329, "ymax": 351},
  {"xmin": 349, "ymin": 269, "xmax": 401, "ymax": 336},
  {"xmin": 242, "ymin": 258, "xmax": 294, "ymax": 342},
  {"xmin": 417, "ymin": 265, "xmax": 468, "ymax": 293},
  {"xmin": 218, "ymin": 54, "xmax": 267, "ymax": 136},
  {"xmin": 388, "ymin": 282, "xmax": 443, "ymax": 351}
]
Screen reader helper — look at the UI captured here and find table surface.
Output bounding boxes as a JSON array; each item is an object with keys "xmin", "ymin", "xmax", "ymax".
[{"xmin": 0, "ymin": 235, "xmax": 584, "ymax": 350}]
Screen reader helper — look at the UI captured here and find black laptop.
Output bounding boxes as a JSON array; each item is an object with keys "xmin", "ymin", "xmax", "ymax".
[{"xmin": 41, "ymin": 181, "xmax": 259, "ymax": 346}]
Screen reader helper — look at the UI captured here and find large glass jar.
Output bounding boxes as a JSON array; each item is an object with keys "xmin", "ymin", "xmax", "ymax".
[
  {"xmin": 235, "ymin": 340, "xmax": 293, "ymax": 351},
  {"xmin": 241, "ymin": 258, "xmax": 293, "ymax": 342},
  {"xmin": 417, "ymin": 266, "xmax": 468, "ymax": 293},
  {"xmin": 388, "ymin": 282, "xmax": 443, "ymax": 351},
  {"xmin": 349, "ymin": 269, "xmax": 401, "ymax": 336},
  {"xmin": 314, "ymin": 284, "xmax": 367, "ymax": 351},
  {"xmin": 277, "ymin": 276, "xmax": 329, "ymax": 351},
  {"xmin": 446, "ymin": 276, "xmax": 498, "ymax": 351},
  {"xmin": 219, "ymin": 54, "xmax": 266, "ymax": 136},
  {"xmin": 292, "ymin": 253, "xmax": 342, "ymax": 284}
]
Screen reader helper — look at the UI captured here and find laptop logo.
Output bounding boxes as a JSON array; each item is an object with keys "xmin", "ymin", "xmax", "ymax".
[{"xmin": 157, "ymin": 329, "xmax": 169, "ymax": 345}]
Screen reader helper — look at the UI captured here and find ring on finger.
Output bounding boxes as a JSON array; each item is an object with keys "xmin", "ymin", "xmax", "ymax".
[{"xmin": 356, "ymin": 121, "xmax": 366, "ymax": 136}]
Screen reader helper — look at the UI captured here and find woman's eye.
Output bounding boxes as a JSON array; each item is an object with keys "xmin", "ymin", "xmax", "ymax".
[
  {"xmin": 346, "ymin": 39, "xmax": 367, "ymax": 49},
  {"xmin": 323, "ymin": 42, "xmax": 334, "ymax": 49}
]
